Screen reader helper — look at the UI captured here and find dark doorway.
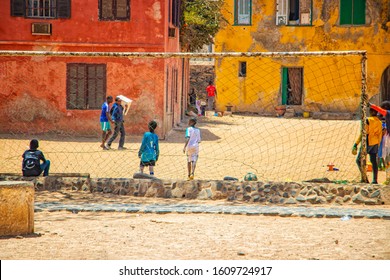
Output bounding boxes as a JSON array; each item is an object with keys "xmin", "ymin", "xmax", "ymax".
[{"xmin": 282, "ymin": 67, "xmax": 303, "ymax": 105}]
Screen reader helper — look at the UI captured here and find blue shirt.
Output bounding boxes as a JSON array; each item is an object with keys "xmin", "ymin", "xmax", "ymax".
[
  {"xmin": 139, "ymin": 132, "xmax": 159, "ymax": 162},
  {"xmin": 100, "ymin": 102, "xmax": 109, "ymax": 122},
  {"xmin": 111, "ymin": 103, "xmax": 124, "ymax": 122}
]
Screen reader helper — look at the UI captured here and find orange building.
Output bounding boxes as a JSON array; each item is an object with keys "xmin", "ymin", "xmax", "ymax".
[{"xmin": 0, "ymin": 0, "xmax": 188, "ymax": 138}]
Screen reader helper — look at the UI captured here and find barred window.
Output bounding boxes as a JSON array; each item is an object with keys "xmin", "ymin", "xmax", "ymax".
[
  {"xmin": 11, "ymin": 0, "xmax": 71, "ymax": 19},
  {"xmin": 27, "ymin": 0, "xmax": 56, "ymax": 18},
  {"xmin": 67, "ymin": 64, "xmax": 107, "ymax": 110},
  {"xmin": 100, "ymin": 0, "xmax": 130, "ymax": 21}
]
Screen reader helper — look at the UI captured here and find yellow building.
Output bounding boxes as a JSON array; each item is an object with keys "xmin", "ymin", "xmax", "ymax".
[{"xmin": 214, "ymin": 0, "xmax": 390, "ymax": 115}]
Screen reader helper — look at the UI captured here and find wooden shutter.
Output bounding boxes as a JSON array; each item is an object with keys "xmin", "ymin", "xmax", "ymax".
[
  {"xmin": 11, "ymin": 0, "xmax": 25, "ymax": 17},
  {"xmin": 340, "ymin": 0, "xmax": 353, "ymax": 25},
  {"xmin": 116, "ymin": 0, "xmax": 128, "ymax": 19},
  {"xmin": 87, "ymin": 65, "xmax": 106, "ymax": 109},
  {"xmin": 57, "ymin": 0, "xmax": 71, "ymax": 19},
  {"xmin": 276, "ymin": 0, "xmax": 289, "ymax": 25},
  {"xmin": 352, "ymin": 0, "xmax": 365, "ymax": 25}
]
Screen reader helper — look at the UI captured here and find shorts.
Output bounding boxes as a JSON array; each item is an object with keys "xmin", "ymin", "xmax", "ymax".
[
  {"xmin": 140, "ymin": 160, "xmax": 156, "ymax": 167},
  {"xmin": 186, "ymin": 146, "xmax": 199, "ymax": 162},
  {"xmin": 100, "ymin": 121, "xmax": 111, "ymax": 132}
]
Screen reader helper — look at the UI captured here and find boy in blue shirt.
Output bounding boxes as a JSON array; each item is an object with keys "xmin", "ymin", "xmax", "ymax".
[
  {"xmin": 100, "ymin": 96, "xmax": 113, "ymax": 150},
  {"xmin": 138, "ymin": 121, "xmax": 159, "ymax": 176}
]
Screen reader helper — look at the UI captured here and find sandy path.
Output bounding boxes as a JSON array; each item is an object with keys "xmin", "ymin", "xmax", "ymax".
[{"xmin": 1, "ymin": 210, "xmax": 389, "ymax": 260}]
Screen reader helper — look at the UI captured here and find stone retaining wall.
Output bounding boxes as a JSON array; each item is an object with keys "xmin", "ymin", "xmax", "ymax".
[{"xmin": 1, "ymin": 175, "xmax": 390, "ymax": 206}]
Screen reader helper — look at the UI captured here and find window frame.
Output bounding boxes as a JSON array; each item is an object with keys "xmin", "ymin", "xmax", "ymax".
[
  {"xmin": 238, "ymin": 61, "xmax": 247, "ymax": 77},
  {"xmin": 339, "ymin": 0, "xmax": 366, "ymax": 26},
  {"xmin": 276, "ymin": 0, "xmax": 313, "ymax": 26},
  {"xmin": 99, "ymin": 0, "xmax": 130, "ymax": 21},
  {"xmin": 10, "ymin": 0, "xmax": 71, "ymax": 19},
  {"xmin": 66, "ymin": 63, "xmax": 107, "ymax": 110},
  {"xmin": 234, "ymin": 0, "xmax": 252, "ymax": 26}
]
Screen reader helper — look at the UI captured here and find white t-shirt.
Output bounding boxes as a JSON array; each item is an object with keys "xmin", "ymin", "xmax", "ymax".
[{"xmin": 185, "ymin": 126, "xmax": 201, "ymax": 149}]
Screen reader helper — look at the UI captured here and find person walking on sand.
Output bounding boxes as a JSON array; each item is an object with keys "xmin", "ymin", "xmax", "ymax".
[
  {"xmin": 106, "ymin": 96, "xmax": 127, "ymax": 150},
  {"xmin": 353, "ymin": 107, "xmax": 382, "ymax": 184},
  {"xmin": 206, "ymin": 81, "xmax": 217, "ymax": 111},
  {"xmin": 138, "ymin": 121, "xmax": 159, "ymax": 176},
  {"xmin": 100, "ymin": 96, "xmax": 114, "ymax": 150},
  {"xmin": 183, "ymin": 117, "xmax": 201, "ymax": 180},
  {"xmin": 22, "ymin": 139, "xmax": 51, "ymax": 177}
]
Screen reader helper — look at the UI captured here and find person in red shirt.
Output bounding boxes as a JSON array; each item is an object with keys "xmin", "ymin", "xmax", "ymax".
[{"xmin": 206, "ymin": 81, "xmax": 217, "ymax": 111}]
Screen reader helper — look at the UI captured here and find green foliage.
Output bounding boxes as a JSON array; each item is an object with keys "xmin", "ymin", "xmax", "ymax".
[{"xmin": 180, "ymin": 0, "xmax": 225, "ymax": 51}]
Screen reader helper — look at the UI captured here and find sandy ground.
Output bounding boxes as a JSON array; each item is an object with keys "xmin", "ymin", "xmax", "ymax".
[
  {"xmin": 1, "ymin": 115, "xmax": 380, "ymax": 182},
  {"xmin": 1, "ymin": 115, "xmax": 389, "ymax": 261},
  {"xmin": 0, "ymin": 191, "xmax": 389, "ymax": 260}
]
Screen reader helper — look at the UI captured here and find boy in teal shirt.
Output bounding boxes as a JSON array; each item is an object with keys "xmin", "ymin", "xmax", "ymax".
[{"xmin": 138, "ymin": 121, "xmax": 159, "ymax": 176}]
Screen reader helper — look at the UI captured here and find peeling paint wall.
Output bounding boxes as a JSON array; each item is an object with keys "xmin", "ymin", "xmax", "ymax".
[
  {"xmin": 214, "ymin": 0, "xmax": 390, "ymax": 114},
  {"xmin": 0, "ymin": 1, "xmax": 185, "ymax": 137}
]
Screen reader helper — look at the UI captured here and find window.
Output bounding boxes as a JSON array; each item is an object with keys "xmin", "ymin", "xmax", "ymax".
[
  {"xmin": 239, "ymin": 62, "xmax": 247, "ymax": 77},
  {"xmin": 66, "ymin": 64, "xmax": 106, "ymax": 110},
  {"xmin": 276, "ymin": 0, "xmax": 312, "ymax": 26},
  {"xmin": 340, "ymin": 0, "xmax": 366, "ymax": 25},
  {"xmin": 99, "ymin": 0, "xmax": 130, "ymax": 21},
  {"xmin": 281, "ymin": 67, "xmax": 303, "ymax": 105},
  {"xmin": 10, "ymin": 0, "xmax": 71, "ymax": 18},
  {"xmin": 170, "ymin": 0, "xmax": 180, "ymax": 27},
  {"xmin": 27, "ymin": 0, "xmax": 56, "ymax": 18},
  {"xmin": 234, "ymin": 0, "xmax": 252, "ymax": 25}
]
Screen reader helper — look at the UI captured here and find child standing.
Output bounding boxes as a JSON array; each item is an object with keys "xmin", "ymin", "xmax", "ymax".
[
  {"xmin": 353, "ymin": 107, "xmax": 382, "ymax": 184},
  {"xmin": 138, "ymin": 121, "xmax": 159, "ymax": 176},
  {"xmin": 183, "ymin": 117, "xmax": 201, "ymax": 180}
]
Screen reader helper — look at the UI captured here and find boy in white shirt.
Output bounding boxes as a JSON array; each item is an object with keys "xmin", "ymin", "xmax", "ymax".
[{"xmin": 183, "ymin": 118, "xmax": 201, "ymax": 180}]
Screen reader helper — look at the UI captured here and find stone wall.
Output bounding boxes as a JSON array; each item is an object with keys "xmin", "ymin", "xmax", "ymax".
[{"xmin": 1, "ymin": 175, "xmax": 389, "ymax": 206}]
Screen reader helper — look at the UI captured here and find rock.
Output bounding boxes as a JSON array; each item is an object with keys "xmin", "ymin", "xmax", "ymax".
[
  {"xmin": 326, "ymin": 194, "xmax": 335, "ymax": 202},
  {"xmin": 370, "ymin": 190, "xmax": 381, "ymax": 198},
  {"xmin": 197, "ymin": 188, "xmax": 212, "ymax": 200},
  {"xmin": 223, "ymin": 176, "xmax": 238, "ymax": 181},
  {"xmin": 296, "ymin": 195, "xmax": 306, "ymax": 202},
  {"xmin": 285, "ymin": 198, "xmax": 296, "ymax": 204},
  {"xmin": 343, "ymin": 195, "xmax": 352, "ymax": 202},
  {"xmin": 361, "ymin": 189, "xmax": 370, "ymax": 197},
  {"xmin": 133, "ymin": 172, "xmax": 157, "ymax": 180},
  {"xmin": 300, "ymin": 187, "xmax": 308, "ymax": 196},
  {"xmin": 244, "ymin": 185, "xmax": 252, "ymax": 193},
  {"xmin": 306, "ymin": 195, "xmax": 318, "ymax": 203},
  {"xmin": 334, "ymin": 197, "xmax": 344, "ymax": 205},
  {"xmin": 352, "ymin": 193, "xmax": 365, "ymax": 204},
  {"xmin": 315, "ymin": 196, "xmax": 327, "ymax": 204}
]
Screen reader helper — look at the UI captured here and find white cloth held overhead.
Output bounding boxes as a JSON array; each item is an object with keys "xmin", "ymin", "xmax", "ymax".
[{"xmin": 117, "ymin": 95, "xmax": 133, "ymax": 115}]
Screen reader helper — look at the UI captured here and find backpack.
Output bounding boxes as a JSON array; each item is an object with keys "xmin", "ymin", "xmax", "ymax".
[{"xmin": 22, "ymin": 151, "xmax": 41, "ymax": 176}]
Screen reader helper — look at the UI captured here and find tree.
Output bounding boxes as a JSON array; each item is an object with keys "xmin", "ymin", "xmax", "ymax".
[{"xmin": 180, "ymin": 0, "xmax": 225, "ymax": 52}]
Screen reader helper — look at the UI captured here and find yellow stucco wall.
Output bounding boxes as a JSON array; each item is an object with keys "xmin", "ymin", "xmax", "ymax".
[{"xmin": 214, "ymin": 0, "xmax": 390, "ymax": 113}]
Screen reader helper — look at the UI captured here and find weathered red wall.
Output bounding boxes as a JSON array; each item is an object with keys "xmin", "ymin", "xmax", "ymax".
[
  {"xmin": 0, "ymin": 56, "xmax": 166, "ymax": 136},
  {"xmin": 0, "ymin": 1, "xmax": 186, "ymax": 138},
  {"xmin": 0, "ymin": 0, "xmax": 168, "ymax": 52}
]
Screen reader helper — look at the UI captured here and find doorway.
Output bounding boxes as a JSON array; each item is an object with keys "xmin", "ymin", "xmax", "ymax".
[{"xmin": 282, "ymin": 67, "xmax": 303, "ymax": 105}]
